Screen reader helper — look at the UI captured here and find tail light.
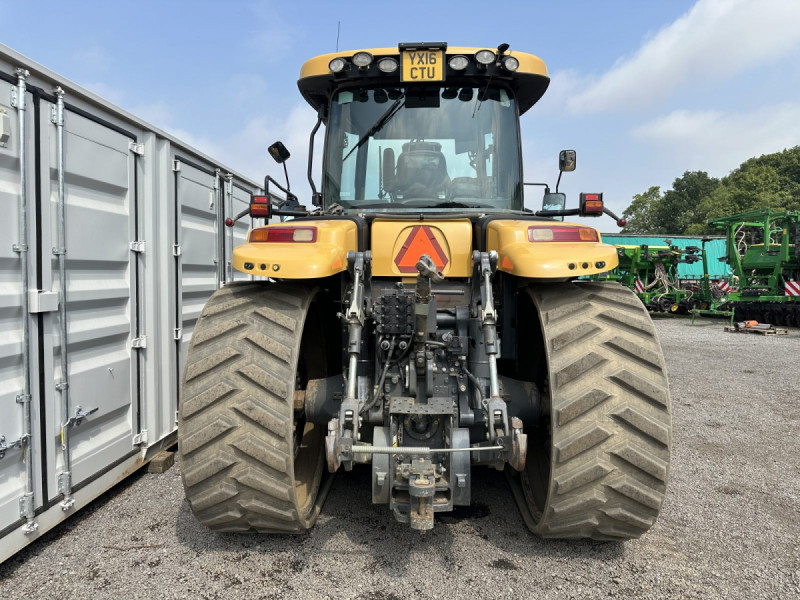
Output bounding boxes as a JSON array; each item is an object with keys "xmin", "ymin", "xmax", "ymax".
[
  {"xmin": 250, "ymin": 194, "xmax": 271, "ymax": 219},
  {"xmin": 579, "ymin": 192, "xmax": 604, "ymax": 216},
  {"xmin": 528, "ymin": 225, "xmax": 599, "ymax": 242},
  {"xmin": 249, "ymin": 226, "xmax": 317, "ymax": 243}
]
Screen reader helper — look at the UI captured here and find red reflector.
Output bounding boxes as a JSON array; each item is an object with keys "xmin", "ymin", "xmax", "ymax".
[
  {"xmin": 250, "ymin": 194, "xmax": 271, "ymax": 218},
  {"xmin": 249, "ymin": 227, "xmax": 317, "ymax": 243},
  {"xmin": 583, "ymin": 193, "xmax": 600, "ymax": 201},
  {"xmin": 528, "ymin": 226, "xmax": 599, "ymax": 242}
]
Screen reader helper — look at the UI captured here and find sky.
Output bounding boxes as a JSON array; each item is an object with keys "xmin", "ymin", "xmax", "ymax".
[{"xmin": 2, "ymin": 0, "xmax": 799, "ymax": 230}]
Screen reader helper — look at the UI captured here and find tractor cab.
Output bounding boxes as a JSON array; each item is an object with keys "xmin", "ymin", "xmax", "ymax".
[{"xmin": 297, "ymin": 44, "xmax": 547, "ymax": 213}]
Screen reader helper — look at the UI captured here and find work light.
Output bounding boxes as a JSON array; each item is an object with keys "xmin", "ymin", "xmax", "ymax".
[
  {"xmin": 502, "ymin": 56, "xmax": 519, "ymax": 72},
  {"xmin": 448, "ymin": 55, "xmax": 469, "ymax": 70},
  {"xmin": 352, "ymin": 52, "xmax": 373, "ymax": 68},
  {"xmin": 474, "ymin": 49, "xmax": 496, "ymax": 65},
  {"xmin": 378, "ymin": 57, "xmax": 398, "ymax": 73},
  {"xmin": 329, "ymin": 57, "xmax": 347, "ymax": 73}
]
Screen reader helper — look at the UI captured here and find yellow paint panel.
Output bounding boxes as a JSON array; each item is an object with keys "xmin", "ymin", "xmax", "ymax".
[
  {"xmin": 371, "ymin": 219, "xmax": 473, "ymax": 277},
  {"xmin": 233, "ymin": 220, "xmax": 357, "ymax": 279},
  {"xmin": 487, "ymin": 220, "xmax": 619, "ymax": 278}
]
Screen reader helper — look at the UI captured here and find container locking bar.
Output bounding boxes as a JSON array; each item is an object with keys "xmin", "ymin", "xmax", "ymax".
[{"xmin": 15, "ymin": 67, "xmax": 38, "ymax": 534}]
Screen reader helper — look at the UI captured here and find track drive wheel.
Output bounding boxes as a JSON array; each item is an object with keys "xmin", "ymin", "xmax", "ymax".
[
  {"xmin": 508, "ymin": 281, "xmax": 672, "ymax": 540},
  {"xmin": 178, "ymin": 282, "xmax": 332, "ymax": 532}
]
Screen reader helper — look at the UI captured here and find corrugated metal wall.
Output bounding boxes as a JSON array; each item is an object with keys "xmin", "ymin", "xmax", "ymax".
[
  {"xmin": 601, "ymin": 234, "xmax": 731, "ymax": 279},
  {"xmin": 0, "ymin": 44, "xmax": 262, "ymax": 563}
]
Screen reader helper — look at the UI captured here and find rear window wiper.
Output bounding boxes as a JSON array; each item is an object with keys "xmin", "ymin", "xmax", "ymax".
[
  {"xmin": 342, "ymin": 93, "xmax": 406, "ymax": 163},
  {"xmin": 419, "ymin": 201, "xmax": 493, "ymax": 208}
]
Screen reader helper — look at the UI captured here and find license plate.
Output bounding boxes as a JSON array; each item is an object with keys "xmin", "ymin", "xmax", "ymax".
[{"xmin": 401, "ymin": 50, "xmax": 444, "ymax": 82}]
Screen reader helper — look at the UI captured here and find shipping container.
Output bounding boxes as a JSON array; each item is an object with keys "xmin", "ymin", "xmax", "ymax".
[
  {"xmin": 600, "ymin": 234, "xmax": 731, "ymax": 280},
  {"xmin": 0, "ymin": 43, "xmax": 260, "ymax": 563}
]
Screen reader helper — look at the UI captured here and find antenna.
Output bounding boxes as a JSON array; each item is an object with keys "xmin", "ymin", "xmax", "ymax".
[{"xmin": 336, "ymin": 21, "xmax": 341, "ymax": 51}]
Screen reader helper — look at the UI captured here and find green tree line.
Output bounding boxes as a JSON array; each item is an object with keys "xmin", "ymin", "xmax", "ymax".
[{"xmin": 621, "ymin": 146, "xmax": 800, "ymax": 235}]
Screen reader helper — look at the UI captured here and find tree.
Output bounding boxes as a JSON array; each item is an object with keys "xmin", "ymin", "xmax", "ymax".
[
  {"xmin": 655, "ymin": 171, "xmax": 718, "ymax": 233},
  {"xmin": 621, "ymin": 186, "xmax": 662, "ymax": 233},
  {"xmin": 622, "ymin": 146, "xmax": 800, "ymax": 235}
]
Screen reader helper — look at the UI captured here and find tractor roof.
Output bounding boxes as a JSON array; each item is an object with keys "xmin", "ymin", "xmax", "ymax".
[{"xmin": 297, "ymin": 45, "xmax": 549, "ymax": 118}]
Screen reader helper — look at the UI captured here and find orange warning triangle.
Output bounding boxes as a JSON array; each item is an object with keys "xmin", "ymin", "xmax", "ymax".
[{"xmin": 394, "ymin": 225, "xmax": 449, "ymax": 273}]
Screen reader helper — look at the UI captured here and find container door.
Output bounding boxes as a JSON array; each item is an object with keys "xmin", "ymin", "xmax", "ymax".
[
  {"xmin": 44, "ymin": 107, "xmax": 140, "ymax": 493},
  {"xmin": 173, "ymin": 160, "xmax": 219, "ymax": 384}
]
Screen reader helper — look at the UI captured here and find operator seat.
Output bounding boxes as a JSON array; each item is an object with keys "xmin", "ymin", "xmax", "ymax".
[{"xmin": 393, "ymin": 141, "xmax": 450, "ymax": 199}]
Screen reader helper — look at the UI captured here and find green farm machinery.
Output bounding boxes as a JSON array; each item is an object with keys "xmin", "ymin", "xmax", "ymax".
[
  {"xmin": 594, "ymin": 241, "xmax": 715, "ymax": 313},
  {"xmin": 709, "ymin": 209, "xmax": 800, "ymax": 325}
]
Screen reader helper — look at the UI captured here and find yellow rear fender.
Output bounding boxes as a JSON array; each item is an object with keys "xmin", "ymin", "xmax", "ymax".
[
  {"xmin": 486, "ymin": 220, "xmax": 619, "ymax": 279},
  {"xmin": 232, "ymin": 220, "xmax": 358, "ymax": 278}
]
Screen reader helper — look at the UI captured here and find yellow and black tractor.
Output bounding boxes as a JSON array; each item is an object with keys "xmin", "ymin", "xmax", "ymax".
[{"xmin": 178, "ymin": 43, "xmax": 671, "ymax": 539}]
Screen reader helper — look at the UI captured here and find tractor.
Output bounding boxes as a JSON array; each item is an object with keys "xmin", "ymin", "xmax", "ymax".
[{"xmin": 178, "ymin": 43, "xmax": 671, "ymax": 539}]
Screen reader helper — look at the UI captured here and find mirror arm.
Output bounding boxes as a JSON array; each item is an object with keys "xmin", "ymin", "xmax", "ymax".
[
  {"xmin": 264, "ymin": 174, "xmax": 298, "ymax": 209},
  {"xmin": 308, "ymin": 110, "xmax": 323, "ymax": 206},
  {"xmin": 523, "ymin": 182, "xmax": 551, "ymax": 193},
  {"xmin": 535, "ymin": 208, "xmax": 579, "ymax": 217},
  {"xmin": 555, "ymin": 171, "xmax": 563, "ymax": 193}
]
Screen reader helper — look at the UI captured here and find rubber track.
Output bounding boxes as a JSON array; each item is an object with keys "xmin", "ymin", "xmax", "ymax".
[
  {"xmin": 509, "ymin": 281, "xmax": 672, "ymax": 540},
  {"xmin": 178, "ymin": 282, "xmax": 330, "ymax": 532}
]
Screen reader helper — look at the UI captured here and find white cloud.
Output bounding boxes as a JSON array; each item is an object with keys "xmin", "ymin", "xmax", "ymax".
[
  {"xmin": 632, "ymin": 102, "xmax": 800, "ymax": 175},
  {"xmin": 567, "ymin": 0, "xmax": 800, "ymax": 114}
]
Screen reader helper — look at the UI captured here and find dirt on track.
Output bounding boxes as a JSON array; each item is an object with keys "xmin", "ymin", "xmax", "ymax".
[{"xmin": 1, "ymin": 318, "xmax": 798, "ymax": 599}]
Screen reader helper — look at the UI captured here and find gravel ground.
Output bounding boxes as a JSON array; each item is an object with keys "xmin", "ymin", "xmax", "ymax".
[{"xmin": 1, "ymin": 318, "xmax": 799, "ymax": 600}]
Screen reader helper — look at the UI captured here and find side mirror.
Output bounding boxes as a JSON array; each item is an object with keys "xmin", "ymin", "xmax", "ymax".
[
  {"xmin": 559, "ymin": 149, "xmax": 576, "ymax": 172},
  {"xmin": 542, "ymin": 192, "xmax": 566, "ymax": 212},
  {"xmin": 268, "ymin": 141, "xmax": 291, "ymax": 164}
]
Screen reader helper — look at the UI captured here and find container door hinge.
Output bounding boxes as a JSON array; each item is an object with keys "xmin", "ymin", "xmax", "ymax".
[
  {"xmin": 0, "ymin": 434, "xmax": 24, "ymax": 460},
  {"xmin": 57, "ymin": 471, "xmax": 73, "ymax": 495},
  {"xmin": 130, "ymin": 240, "xmax": 146, "ymax": 253},
  {"xmin": 172, "ymin": 244, "xmax": 182, "ymax": 257},
  {"xmin": 173, "ymin": 328, "xmax": 183, "ymax": 340},
  {"xmin": 50, "ymin": 104, "xmax": 63, "ymax": 126},
  {"xmin": 0, "ymin": 107, "xmax": 10, "ymax": 148},
  {"xmin": 172, "ymin": 159, "xmax": 181, "ymax": 172},
  {"xmin": 128, "ymin": 141, "xmax": 144, "ymax": 156},
  {"xmin": 133, "ymin": 430, "xmax": 148, "ymax": 446},
  {"xmin": 18, "ymin": 494, "xmax": 37, "ymax": 525},
  {"xmin": 28, "ymin": 290, "xmax": 59, "ymax": 313},
  {"xmin": 131, "ymin": 336, "xmax": 147, "ymax": 349}
]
